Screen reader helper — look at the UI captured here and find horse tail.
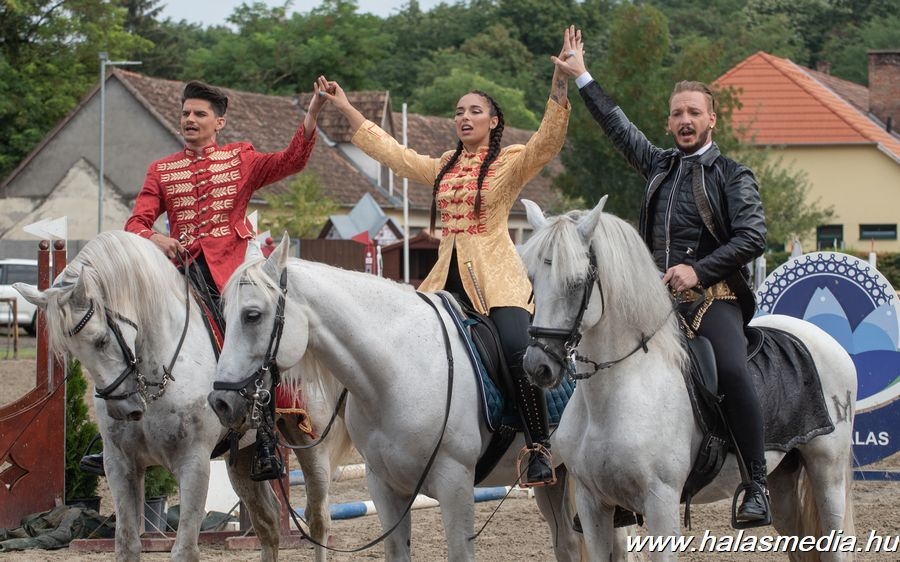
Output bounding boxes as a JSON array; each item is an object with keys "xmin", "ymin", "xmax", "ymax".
[{"xmin": 786, "ymin": 455, "xmax": 856, "ymax": 562}]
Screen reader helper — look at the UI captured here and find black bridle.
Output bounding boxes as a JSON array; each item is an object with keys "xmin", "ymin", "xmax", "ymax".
[
  {"xmin": 66, "ymin": 257, "xmax": 193, "ymax": 402},
  {"xmin": 211, "ymin": 268, "xmax": 288, "ymax": 428},
  {"xmin": 528, "ymin": 246, "xmax": 666, "ymax": 380}
]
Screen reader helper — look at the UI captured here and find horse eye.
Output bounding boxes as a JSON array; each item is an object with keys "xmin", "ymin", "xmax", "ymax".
[
  {"xmin": 94, "ymin": 335, "xmax": 110, "ymax": 350},
  {"xmin": 243, "ymin": 310, "xmax": 262, "ymax": 324}
]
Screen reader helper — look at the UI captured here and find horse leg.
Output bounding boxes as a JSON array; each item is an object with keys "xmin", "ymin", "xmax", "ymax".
[
  {"xmin": 366, "ymin": 471, "xmax": 413, "ymax": 561},
  {"xmin": 574, "ymin": 487, "xmax": 616, "ymax": 562},
  {"xmin": 796, "ymin": 441, "xmax": 856, "ymax": 562},
  {"xmin": 637, "ymin": 486, "xmax": 682, "ymax": 562},
  {"xmin": 278, "ymin": 415, "xmax": 333, "ymax": 562},
  {"xmin": 532, "ymin": 465, "xmax": 582, "ymax": 561},
  {"xmin": 227, "ymin": 444, "xmax": 283, "ymax": 562},
  {"xmin": 168, "ymin": 455, "xmax": 212, "ymax": 562},
  {"xmin": 104, "ymin": 449, "xmax": 145, "ymax": 562}
]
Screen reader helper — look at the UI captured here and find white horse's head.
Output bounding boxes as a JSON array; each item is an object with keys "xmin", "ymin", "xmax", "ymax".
[
  {"xmin": 209, "ymin": 232, "xmax": 307, "ymax": 431},
  {"xmin": 14, "ymin": 231, "xmax": 179, "ymax": 420},
  {"xmin": 520, "ymin": 197, "xmax": 607, "ymax": 388}
]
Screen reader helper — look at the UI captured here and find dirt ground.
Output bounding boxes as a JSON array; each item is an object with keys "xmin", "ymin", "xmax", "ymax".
[{"xmin": 3, "ymin": 331, "xmax": 900, "ymax": 560}]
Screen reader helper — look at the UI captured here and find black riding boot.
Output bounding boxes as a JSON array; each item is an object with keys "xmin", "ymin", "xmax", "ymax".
[
  {"xmin": 513, "ymin": 373, "xmax": 554, "ymax": 487},
  {"xmin": 250, "ymin": 422, "xmax": 283, "ymax": 482},
  {"xmin": 736, "ymin": 460, "xmax": 770, "ymax": 523}
]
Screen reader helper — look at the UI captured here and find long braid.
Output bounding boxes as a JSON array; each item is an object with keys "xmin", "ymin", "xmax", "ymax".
[
  {"xmin": 430, "ymin": 141, "xmax": 463, "ymax": 234},
  {"xmin": 472, "ymin": 90, "xmax": 505, "ymax": 222}
]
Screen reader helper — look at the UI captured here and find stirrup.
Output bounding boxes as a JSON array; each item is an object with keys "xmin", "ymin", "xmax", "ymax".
[
  {"xmin": 250, "ymin": 429, "xmax": 283, "ymax": 482},
  {"xmin": 515, "ymin": 443, "xmax": 556, "ymax": 488},
  {"xmin": 731, "ymin": 480, "xmax": 772, "ymax": 529}
]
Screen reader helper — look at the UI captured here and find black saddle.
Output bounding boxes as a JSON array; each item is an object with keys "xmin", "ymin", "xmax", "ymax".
[{"xmin": 680, "ymin": 325, "xmax": 834, "ymax": 527}]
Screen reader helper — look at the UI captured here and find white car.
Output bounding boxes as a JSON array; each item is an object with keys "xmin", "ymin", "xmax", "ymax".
[{"xmin": 0, "ymin": 258, "xmax": 39, "ymax": 335}]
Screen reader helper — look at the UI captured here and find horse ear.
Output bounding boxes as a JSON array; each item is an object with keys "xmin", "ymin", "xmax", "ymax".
[
  {"xmin": 13, "ymin": 283, "xmax": 48, "ymax": 310},
  {"xmin": 245, "ymin": 238, "xmax": 263, "ymax": 262},
  {"xmin": 522, "ymin": 199, "xmax": 549, "ymax": 231},
  {"xmin": 577, "ymin": 195, "xmax": 608, "ymax": 241},
  {"xmin": 263, "ymin": 232, "xmax": 290, "ymax": 279}
]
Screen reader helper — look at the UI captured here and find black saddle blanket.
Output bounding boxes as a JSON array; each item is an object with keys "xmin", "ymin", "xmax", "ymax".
[{"xmin": 750, "ymin": 326, "xmax": 835, "ymax": 451}]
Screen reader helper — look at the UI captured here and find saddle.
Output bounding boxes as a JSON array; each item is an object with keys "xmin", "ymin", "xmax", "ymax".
[
  {"xmin": 680, "ymin": 324, "xmax": 835, "ymax": 527},
  {"xmin": 435, "ymin": 292, "xmax": 574, "ymax": 484}
]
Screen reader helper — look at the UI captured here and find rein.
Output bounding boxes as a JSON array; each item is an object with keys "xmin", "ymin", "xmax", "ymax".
[
  {"xmin": 528, "ymin": 246, "xmax": 672, "ymax": 380},
  {"xmin": 68, "ymin": 254, "xmax": 192, "ymax": 401}
]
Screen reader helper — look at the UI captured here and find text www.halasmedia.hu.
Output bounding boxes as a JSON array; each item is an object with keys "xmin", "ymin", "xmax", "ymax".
[{"xmin": 627, "ymin": 529, "xmax": 899, "ymax": 553}]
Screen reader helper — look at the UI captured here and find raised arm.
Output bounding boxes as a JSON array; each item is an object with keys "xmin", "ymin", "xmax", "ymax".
[
  {"xmin": 549, "ymin": 25, "xmax": 583, "ymax": 106},
  {"xmin": 317, "ymin": 76, "xmax": 366, "ymax": 132}
]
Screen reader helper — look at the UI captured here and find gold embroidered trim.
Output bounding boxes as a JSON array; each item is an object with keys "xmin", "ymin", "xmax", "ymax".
[{"xmin": 672, "ymin": 281, "xmax": 737, "ymax": 332}]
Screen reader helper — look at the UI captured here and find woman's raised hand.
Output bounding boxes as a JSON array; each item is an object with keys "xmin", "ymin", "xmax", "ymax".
[{"xmin": 552, "ymin": 25, "xmax": 586, "ymax": 78}]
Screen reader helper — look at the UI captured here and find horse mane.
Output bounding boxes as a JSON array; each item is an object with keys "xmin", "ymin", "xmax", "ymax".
[
  {"xmin": 46, "ymin": 231, "xmax": 184, "ymax": 353},
  {"xmin": 521, "ymin": 208, "xmax": 686, "ymax": 367}
]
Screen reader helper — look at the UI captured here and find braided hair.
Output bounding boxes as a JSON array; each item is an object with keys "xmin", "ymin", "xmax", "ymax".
[{"xmin": 429, "ymin": 90, "xmax": 506, "ymax": 233}]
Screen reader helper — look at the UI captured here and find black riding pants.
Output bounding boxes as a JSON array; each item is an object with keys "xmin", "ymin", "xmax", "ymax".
[{"xmin": 695, "ymin": 299, "xmax": 765, "ymax": 470}]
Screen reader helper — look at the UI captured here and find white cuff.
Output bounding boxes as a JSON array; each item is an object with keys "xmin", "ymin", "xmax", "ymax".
[{"xmin": 575, "ymin": 72, "xmax": 594, "ymax": 90}]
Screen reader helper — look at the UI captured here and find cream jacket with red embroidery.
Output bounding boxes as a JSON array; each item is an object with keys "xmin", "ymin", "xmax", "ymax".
[
  {"xmin": 352, "ymin": 99, "xmax": 569, "ymax": 314},
  {"xmin": 125, "ymin": 125, "xmax": 316, "ymax": 290}
]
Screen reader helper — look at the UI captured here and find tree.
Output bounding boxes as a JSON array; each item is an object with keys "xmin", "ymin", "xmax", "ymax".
[
  {"xmin": 259, "ymin": 173, "xmax": 338, "ymax": 238},
  {"xmin": 411, "ymin": 67, "xmax": 539, "ymax": 130},
  {"xmin": 0, "ymin": 1, "xmax": 150, "ymax": 180}
]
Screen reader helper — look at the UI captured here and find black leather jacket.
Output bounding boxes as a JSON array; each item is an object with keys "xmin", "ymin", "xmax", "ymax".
[{"xmin": 579, "ymin": 80, "xmax": 767, "ymax": 322}]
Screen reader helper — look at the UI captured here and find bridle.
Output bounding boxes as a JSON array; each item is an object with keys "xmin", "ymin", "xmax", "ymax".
[
  {"xmin": 211, "ymin": 268, "xmax": 287, "ymax": 429},
  {"xmin": 65, "ymin": 257, "xmax": 193, "ymax": 402},
  {"xmin": 528, "ymin": 246, "xmax": 666, "ymax": 380}
]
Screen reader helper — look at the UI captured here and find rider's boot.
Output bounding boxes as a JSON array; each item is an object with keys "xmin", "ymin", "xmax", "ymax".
[
  {"xmin": 79, "ymin": 433, "xmax": 105, "ymax": 476},
  {"xmin": 250, "ymin": 424, "xmax": 283, "ymax": 482},
  {"xmin": 736, "ymin": 460, "xmax": 770, "ymax": 523},
  {"xmin": 513, "ymin": 371, "xmax": 554, "ymax": 487}
]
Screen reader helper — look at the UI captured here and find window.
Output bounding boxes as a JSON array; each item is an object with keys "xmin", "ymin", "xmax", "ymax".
[
  {"xmin": 816, "ymin": 224, "xmax": 844, "ymax": 250},
  {"xmin": 859, "ymin": 224, "xmax": 897, "ymax": 241}
]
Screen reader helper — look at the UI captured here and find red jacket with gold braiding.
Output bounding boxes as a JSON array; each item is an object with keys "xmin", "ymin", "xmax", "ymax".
[{"xmin": 125, "ymin": 125, "xmax": 316, "ymax": 290}]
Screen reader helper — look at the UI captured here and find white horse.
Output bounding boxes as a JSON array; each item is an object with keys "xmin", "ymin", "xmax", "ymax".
[
  {"xmin": 519, "ymin": 197, "xmax": 857, "ymax": 561},
  {"xmin": 15, "ymin": 230, "xmax": 353, "ymax": 562},
  {"xmin": 206, "ymin": 236, "xmax": 586, "ymax": 561}
]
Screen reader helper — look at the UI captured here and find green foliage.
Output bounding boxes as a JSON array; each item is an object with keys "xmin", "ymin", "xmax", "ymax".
[
  {"xmin": 65, "ymin": 360, "xmax": 100, "ymax": 501},
  {"xmin": 259, "ymin": 172, "xmax": 338, "ymax": 238},
  {"xmin": 144, "ymin": 465, "xmax": 178, "ymax": 498},
  {"xmin": 0, "ymin": 0, "xmax": 151, "ymax": 179},
  {"xmin": 411, "ymin": 67, "xmax": 539, "ymax": 130}
]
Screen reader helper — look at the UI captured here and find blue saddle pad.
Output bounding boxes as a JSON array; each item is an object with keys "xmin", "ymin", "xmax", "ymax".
[{"xmin": 436, "ymin": 292, "xmax": 574, "ymax": 432}]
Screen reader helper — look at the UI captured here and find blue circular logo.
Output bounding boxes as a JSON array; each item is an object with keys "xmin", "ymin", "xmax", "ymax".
[{"xmin": 756, "ymin": 252, "xmax": 900, "ymax": 465}]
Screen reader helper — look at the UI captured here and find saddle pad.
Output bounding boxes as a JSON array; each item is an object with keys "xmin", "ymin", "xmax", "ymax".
[
  {"xmin": 436, "ymin": 292, "xmax": 574, "ymax": 432},
  {"xmin": 750, "ymin": 326, "xmax": 835, "ymax": 451}
]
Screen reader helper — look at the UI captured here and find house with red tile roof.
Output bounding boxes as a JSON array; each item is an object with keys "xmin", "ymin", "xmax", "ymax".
[
  {"xmin": 715, "ymin": 50, "xmax": 900, "ymax": 251},
  {"xmin": 0, "ymin": 70, "xmax": 563, "ymax": 255}
]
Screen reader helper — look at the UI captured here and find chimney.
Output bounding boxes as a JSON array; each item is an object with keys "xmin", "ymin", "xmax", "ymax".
[{"xmin": 868, "ymin": 50, "xmax": 900, "ymax": 133}]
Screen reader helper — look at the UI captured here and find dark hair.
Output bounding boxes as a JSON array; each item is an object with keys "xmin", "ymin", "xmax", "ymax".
[
  {"xmin": 182, "ymin": 81, "xmax": 228, "ymax": 116},
  {"xmin": 429, "ymin": 90, "xmax": 505, "ymax": 233},
  {"xmin": 670, "ymin": 80, "xmax": 716, "ymax": 113}
]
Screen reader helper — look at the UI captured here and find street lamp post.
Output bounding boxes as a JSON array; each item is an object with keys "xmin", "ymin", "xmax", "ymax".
[{"xmin": 98, "ymin": 52, "xmax": 141, "ymax": 234}]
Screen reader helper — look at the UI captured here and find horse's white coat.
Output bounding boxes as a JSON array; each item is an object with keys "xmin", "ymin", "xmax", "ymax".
[
  {"xmin": 519, "ymin": 198, "xmax": 857, "ymax": 562},
  {"xmin": 210, "ymin": 238, "xmax": 586, "ymax": 562},
  {"xmin": 15, "ymin": 230, "xmax": 351, "ymax": 562}
]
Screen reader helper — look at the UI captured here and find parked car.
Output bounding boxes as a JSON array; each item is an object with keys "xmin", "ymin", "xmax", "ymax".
[{"xmin": 0, "ymin": 258, "xmax": 39, "ymax": 335}]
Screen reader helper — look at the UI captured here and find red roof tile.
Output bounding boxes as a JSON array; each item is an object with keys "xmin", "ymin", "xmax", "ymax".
[{"xmin": 715, "ymin": 52, "xmax": 900, "ymax": 160}]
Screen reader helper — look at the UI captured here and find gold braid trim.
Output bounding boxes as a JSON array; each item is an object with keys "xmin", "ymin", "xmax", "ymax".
[{"xmin": 672, "ymin": 281, "xmax": 738, "ymax": 332}]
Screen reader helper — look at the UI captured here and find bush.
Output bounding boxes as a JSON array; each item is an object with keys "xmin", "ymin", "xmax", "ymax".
[
  {"xmin": 65, "ymin": 359, "xmax": 100, "ymax": 501},
  {"xmin": 145, "ymin": 465, "xmax": 178, "ymax": 498}
]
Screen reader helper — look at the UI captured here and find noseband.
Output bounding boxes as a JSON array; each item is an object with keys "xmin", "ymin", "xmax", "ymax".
[{"xmin": 211, "ymin": 268, "xmax": 287, "ymax": 428}]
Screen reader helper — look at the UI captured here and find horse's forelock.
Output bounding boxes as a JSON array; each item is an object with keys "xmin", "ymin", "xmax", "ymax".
[
  {"xmin": 521, "ymin": 213, "xmax": 592, "ymax": 289},
  {"xmin": 222, "ymin": 257, "xmax": 279, "ymax": 321}
]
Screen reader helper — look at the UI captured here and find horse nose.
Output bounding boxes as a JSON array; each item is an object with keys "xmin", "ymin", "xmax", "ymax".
[
  {"xmin": 106, "ymin": 401, "xmax": 145, "ymax": 421},
  {"xmin": 207, "ymin": 390, "xmax": 244, "ymax": 429},
  {"xmin": 523, "ymin": 348, "xmax": 557, "ymax": 388}
]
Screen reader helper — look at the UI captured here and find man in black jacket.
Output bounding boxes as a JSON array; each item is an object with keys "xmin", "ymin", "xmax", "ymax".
[{"xmin": 554, "ymin": 28, "xmax": 769, "ymax": 525}]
